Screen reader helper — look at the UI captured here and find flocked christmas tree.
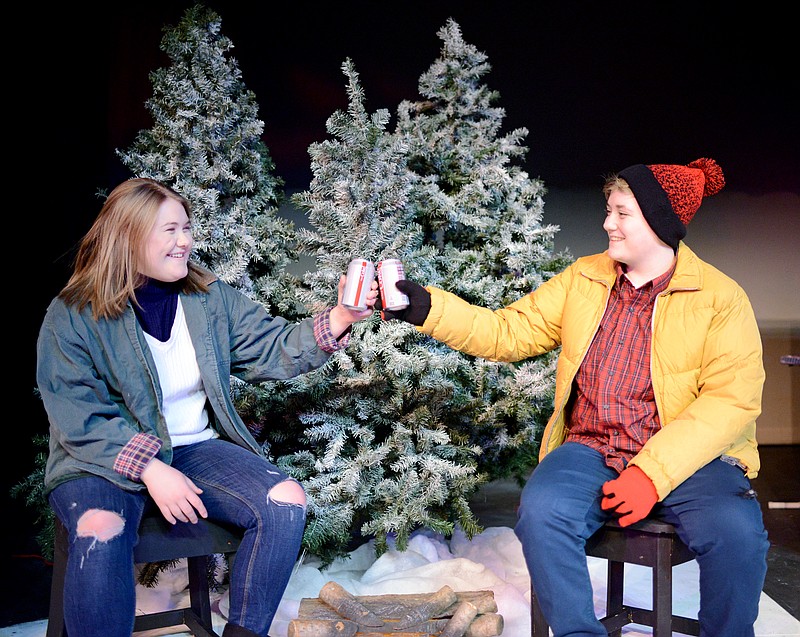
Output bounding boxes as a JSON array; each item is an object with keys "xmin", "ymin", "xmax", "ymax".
[
  {"xmin": 236, "ymin": 20, "xmax": 572, "ymax": 562},
  {"xmin": 393, "ymin": 19, "xmax": 572, "ymax": 481},
  {"xmin": 237, "ymin": 59, "xmax": 488, "ymax": 561},
  {"xmin": 116, "ymin": 3, "xmax": 301, "ymax": 317}
]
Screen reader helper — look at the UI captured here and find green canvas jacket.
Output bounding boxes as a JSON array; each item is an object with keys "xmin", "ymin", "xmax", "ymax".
[{"xmin": 37, "ymin": 277, "xmax": 331, "ymax": 495}]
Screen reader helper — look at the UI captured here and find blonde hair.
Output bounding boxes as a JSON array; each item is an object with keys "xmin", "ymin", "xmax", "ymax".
[
  {"xmin": 59, "ymin": 178, "xmax": 211, "ymax": 320},
  {"xmin": 602, "ymin": 174, "xmax": 632, "ymax": 200}
]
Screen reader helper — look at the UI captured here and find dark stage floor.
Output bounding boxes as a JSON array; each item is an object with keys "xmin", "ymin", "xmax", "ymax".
[{"xmin": 1, "ymin": 445, "xmax": 797, "ymax": 628}]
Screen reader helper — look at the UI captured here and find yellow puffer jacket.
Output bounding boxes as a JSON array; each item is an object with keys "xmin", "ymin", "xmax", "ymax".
[{"xmin": 419, "ymin": 243, "xmax": 764, "ymax": 499}]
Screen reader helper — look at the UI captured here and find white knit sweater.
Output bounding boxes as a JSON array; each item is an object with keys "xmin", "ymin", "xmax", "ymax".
[{"xmin": 143, "ymin": 300, "xmax": 217, "ymax": 447}]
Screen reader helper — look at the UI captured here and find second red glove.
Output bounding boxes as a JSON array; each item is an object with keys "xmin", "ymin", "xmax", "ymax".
[{"xmin": 601, "ymin": 465, "xmax": 658, "ymax": 527}]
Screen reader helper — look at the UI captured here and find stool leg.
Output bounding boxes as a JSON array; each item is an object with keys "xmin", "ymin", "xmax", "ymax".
[
  {"xmin": 47, "ymin": 518, "xmax": 68, "ymax": 637},
  {"xmin": 607, "ymin": 560, "xmax": 624, "ymax": 637},
  {"xmin": 652, "ymin": 535, "xmax": 673, "ymax": 637},
  {"xmin": 187, "ymin": 555, "xmax": 214, "ymax": 629}
]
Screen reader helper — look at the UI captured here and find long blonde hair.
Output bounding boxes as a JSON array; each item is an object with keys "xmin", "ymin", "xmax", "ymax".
[{"xmin": 59, "ymin": 178, "xmax": 211, "ymax": 319}]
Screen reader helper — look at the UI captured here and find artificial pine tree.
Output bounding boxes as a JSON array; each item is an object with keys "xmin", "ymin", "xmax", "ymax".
[
  {"xmin": 116, "ymin": 3, "xmax": 300, "ymax": 317},
  {"xmin": 240, "ymin": 20, "xmax": 571, "ymax": 563},
  {"xmin": 238, "ymin": 59, "xmax": 486, "ymax": 562},
  {"xmin": 10, "ymin": 434, "xmax": 54, "ymax": 559},
  {"xmin": 393, "ymin": 18, "xmax": 573, "ymax": 482}
]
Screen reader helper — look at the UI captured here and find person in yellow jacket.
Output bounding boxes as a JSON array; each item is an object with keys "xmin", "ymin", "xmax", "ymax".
[{"xmin": 381, "ymin": 158, "xmax": 769, "ymax": 637}]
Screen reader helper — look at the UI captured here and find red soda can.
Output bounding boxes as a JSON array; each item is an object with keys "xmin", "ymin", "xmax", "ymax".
[
  {"xmin": 377, "ymin": 259, "xmax": 409, "ymax": 310},
  {"xmin": 342, "ymin": 258, "xmax": 375, "ymax": 310}
]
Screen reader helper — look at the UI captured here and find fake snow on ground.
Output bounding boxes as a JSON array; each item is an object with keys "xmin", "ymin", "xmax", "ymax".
[{"xmin": 2, "ymin": 526, "xmax": 798, "ymax": 636}]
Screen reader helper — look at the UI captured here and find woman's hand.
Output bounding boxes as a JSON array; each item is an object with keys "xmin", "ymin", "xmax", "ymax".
[
  {"xmin": 328, "ymin": 274, "xmax": 379, "ymax": 338},
  {"xmin": 141, "ymin": 458, "xmax": 208, "ymax": 524}
]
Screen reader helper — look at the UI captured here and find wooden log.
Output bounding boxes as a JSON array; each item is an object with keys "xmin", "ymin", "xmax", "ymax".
[
  {"xmin": 465, "ymin": 612, "xmax": 504, "ymax": 637},
  {"xmin": 298, "ymin": 590, "xmax": 497, "ymax": 621},
  {"xmin": 290, "ymin": 613, "xmax": 504, "ymax": 637},
  {"xmin": 355, "ymin": 632, "xmax": 419, "ymax": 637},
  {"xmin": 357, "ymin": 632, "xmax": 437, "ymax": 637},
  {"xmin": 318, "ymin": 581, "xmax": 384, "ymax": 627},
  {"xmin": 391, "ymin": 585, "xmax": 459, "ymax": 630},
  {"xmin": 287, "ymin": 618, "xmax": 358, "ymax": 637},
  {"xmin": 296, "ymin": 589, "xmax": 503, "ymax": 637},
  {"xmin": 439, "ymin": 600, "xmax": 478, "ymax": 637},
  {"xmin": 443, "ymin": 590, "xmax": 497, "ymax": 615},
  {"xmin": 379, "ymin": 618, "xmax": 449, "ymax": 633},
  {"xmin": 356, "ymin": 613, "xmax": 503, "ymax": 637}
]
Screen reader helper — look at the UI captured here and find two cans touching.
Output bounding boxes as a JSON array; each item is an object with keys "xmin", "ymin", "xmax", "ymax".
[{"xmin": 342, "ymin": 258, "xmax": 409, "ymax": 311}]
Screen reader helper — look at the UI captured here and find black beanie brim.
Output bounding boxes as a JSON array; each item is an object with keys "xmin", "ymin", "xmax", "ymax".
[{"xmin": 618, "ymin": 164, "xmax": 686, "ymax": 251}]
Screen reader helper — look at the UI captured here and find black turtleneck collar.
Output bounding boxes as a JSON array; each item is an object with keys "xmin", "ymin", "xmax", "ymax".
[{"xmin": 134, "ymin": 278, "xmax": 181, "ymax": 342}]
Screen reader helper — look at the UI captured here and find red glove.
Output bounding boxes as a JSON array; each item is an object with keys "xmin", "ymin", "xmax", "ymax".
[{"xmin": 601, "ymin": 465, "xmax": 658, "ymax": 527}]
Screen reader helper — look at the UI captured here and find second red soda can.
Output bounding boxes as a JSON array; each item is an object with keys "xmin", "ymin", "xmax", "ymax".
[{"xmin": 377, "ymin": 259, "xmax": 409, "ymax": 311}]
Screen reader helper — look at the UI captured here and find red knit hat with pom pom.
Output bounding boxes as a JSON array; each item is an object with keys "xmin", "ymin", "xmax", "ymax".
[{"xmin": 618, "ymin": 158, "xmax": 725, "ymax": 250}]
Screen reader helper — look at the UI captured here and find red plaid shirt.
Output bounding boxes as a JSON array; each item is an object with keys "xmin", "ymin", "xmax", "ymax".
[{"xmin": 565, "ymin": 263, "xmax": 675, "ymax": 473}]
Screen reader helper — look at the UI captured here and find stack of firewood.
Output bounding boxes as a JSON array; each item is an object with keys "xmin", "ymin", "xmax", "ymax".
[{"xmin": 288, "ymin": 582, "xmax": 504, "ymax": 637}]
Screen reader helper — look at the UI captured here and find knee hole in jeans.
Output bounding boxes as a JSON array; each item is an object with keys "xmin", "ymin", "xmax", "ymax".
[
  {"xmin": 268, "ymin": 479, "xmax": 306, "ymax": 507},
  {"xmin": 75, "ymin": 509, "xmax": 126, "ymax": 542}
]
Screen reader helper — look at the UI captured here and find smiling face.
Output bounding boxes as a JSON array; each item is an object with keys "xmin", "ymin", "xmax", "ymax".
[
  {"xmin": 603, "ymin": 189, "xmax": 666, "ymax": 268},
  {"xmin": 139, "ymin": 197, "xmax": 193, "ymax": 282}
]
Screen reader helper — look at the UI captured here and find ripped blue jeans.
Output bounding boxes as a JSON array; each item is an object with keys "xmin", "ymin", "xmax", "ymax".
[{"xmin": 48, "ymin": 438, "xmax": 307, "ymax": 637}]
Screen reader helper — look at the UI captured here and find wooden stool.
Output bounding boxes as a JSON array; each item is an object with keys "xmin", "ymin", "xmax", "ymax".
[
  {"xmin": 47, "ymin": 511, "xmax": 242, "ymax": 637},
  {"xmin": 531, "ymin": 518, "xmax": 700, "ymax": 636}
]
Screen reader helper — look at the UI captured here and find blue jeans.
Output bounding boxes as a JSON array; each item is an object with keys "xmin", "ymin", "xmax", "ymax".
[
  {"xmin": 49, "ymin": 438, "xmax": 306, "ymax": 637},
  {"xmin": 515, "ymin": 442, "xmax": 769, "ymax": 637}
]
